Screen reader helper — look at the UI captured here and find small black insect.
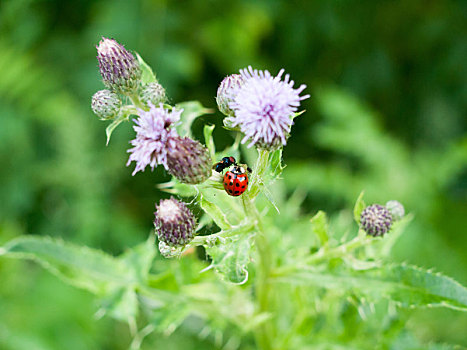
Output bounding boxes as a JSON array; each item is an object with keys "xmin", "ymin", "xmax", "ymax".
[{"xmin": 213, "ymin": 156, "xmax": 236, "ymax": 173}]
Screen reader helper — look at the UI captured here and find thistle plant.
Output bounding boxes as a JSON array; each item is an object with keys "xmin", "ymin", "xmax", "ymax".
[{"xmin": 1, "ymin": 38, "xmax": 467, "ymax": 350}]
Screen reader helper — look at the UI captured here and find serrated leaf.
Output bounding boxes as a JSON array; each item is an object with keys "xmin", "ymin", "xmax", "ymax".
[
  {"xmin": 275, "ymin": 264, "xmax": 467, "ymax": 311},
  {"xmin": 206, "ymin": 236, "xmax": 252, "ymax": 284},
  {"xmin": 353, "ymin": 191, "xmax": 366, "ymax": 224},
  {"xmin": 310, "ymin": 211, "xmax": 329, "ymax": 245},
  {"xmin": 136, "ymin": 53, "xmax": 157, "ymax": 84},
  {"xmin": 175, "ymin": 101, "xmax": 213, "ymax": 138},
  {"xmin": 0, "ymin": 236, "xmax": 134, "ymax": 294},
  {"xmin": 200, "ymin": 195, "xmax": 231, "ymax": 230},
  {"xmin": 204, "ymin": 124, "xmax": 216, "ymax": 160}
]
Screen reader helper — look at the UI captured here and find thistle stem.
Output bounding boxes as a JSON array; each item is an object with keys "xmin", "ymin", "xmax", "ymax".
[{"xmin": 242, "ymin": 149, "xmax": 274, "ymax": 350}]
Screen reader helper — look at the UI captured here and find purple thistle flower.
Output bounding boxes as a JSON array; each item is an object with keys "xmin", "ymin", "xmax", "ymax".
[
  {"xmin": 228, "ymin": 66, "xmax": 309, "ymax": 150},
  {"xmin": 126, "ymin": 103, "xmax": 182, "ymax": 175}
]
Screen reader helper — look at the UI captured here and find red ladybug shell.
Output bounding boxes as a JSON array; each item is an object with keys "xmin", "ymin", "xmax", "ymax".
[{"xmin": 223, "ymin": 167, "xmax": 248, "ymax": 196}]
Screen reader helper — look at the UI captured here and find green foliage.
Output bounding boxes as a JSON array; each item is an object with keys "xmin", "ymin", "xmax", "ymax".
[
  {"xmin": 276, "ymin": 264, "xmax": 467, "ymax": 311},
  {"xmin": 1, "ymin": 0, "xmax": 466, "ymax": 349},
  {"xmin": 136, "ymin": 53, "xmax": 157, "ymax": 85}
]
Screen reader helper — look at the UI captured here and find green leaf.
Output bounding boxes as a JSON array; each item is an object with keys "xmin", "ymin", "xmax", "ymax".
[
  {"xmin": 200, "ymin": 195, "xmax": 231, "ymax": 230},
  {"xmin": 120, "ymin": 236, "xmax": 156, "ymax": 283},
  {"xmin": 157, "ymin": 179, "xmax": 198, "ymax": 197},
  {"xmin": 175, "ymin": 101, "xmax": 213, "ymax": 138},
  {"xmin": 268, "ymin": 148, "xmax": 285, "ymax": 180},
  {"xmin": 0, "ymin": 236, "xmax": 134, "ymax": 294},
  {"xmin": 150, "ymin": 303, "xmax": 191, "ymax": 336},
  {"xmin": 99, "ymin": 287, "xmax": 139, "ymax": 322},
  {"xmin": 275, "ymin": 264, "xmax": 467, "ymax": 311},
  {"xmin": 204, "ymin": 124, "xmax": 216, "ymax": 160},
  {"xmin": 310, "ymin": 211, "xmax": 329, "ymax": 245},
  {"xmin": 136, "ymin": 53, "xmax": 157, "ymax": 84},
  {"xmin": 206, "ymin": 236, "xmax": 252, "ymax": 284},
  {"xmin": 105, "ymin": 114, "xmax": 126, "ymax": 145},
  {"xmin": 353, "ymin": 191, "xmax": 366, "ymax": 224}
]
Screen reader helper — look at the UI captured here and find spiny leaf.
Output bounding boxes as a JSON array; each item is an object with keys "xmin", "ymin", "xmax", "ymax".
[
  {"xmin": 274, "ymin": 264, "xmax": 467, "ymax": 311},
  {"xmin": 0, "ymin": 236, "xmax": 134, "ymax": 294},
  {"xmin": 136, "ymin": 53, "xmax": 157, "ymax": 84},
  {"xmin": 206, "ymin": 236, "xmax": 252, "ymax": 284}
]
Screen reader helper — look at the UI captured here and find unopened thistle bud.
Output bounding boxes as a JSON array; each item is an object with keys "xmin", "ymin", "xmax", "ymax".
[
  {"xmin": 96, "ymin": 37, "xmax": 141, "ymax": 94},
  {"xmin": 141, "ymin": 82, "xmax": 167, "ymax": 106},
  {"xmin": 385, "ymin": 200, "xmax": 405, "ymax": 221},
  {"xmin": 217, "ymin": 74, "xmax": 244, "ymax": 119},
  {"xmin": 360, "ymin": 204, "xmax": 393, "ymax": 237},
  {"xmin": 154, "ymin": 198, "xmax": 196, "ymax": 247},
  {"xmin": 166, "ymin": 137, "xmax": 212, "ymax": 184},
  {"xmin": 91, "ymin": 89, "xmax": 122, "ymax": 120}
]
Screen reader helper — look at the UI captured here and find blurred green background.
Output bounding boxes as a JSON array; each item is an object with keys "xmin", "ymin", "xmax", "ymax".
[{"xmin": 0, "ymin": 0, "xmax": 466, "ymax": 349}]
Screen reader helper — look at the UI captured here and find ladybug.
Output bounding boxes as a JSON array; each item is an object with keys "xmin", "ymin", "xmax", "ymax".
[
  {"xmin": 223, "ymin": 165, "xmax": 250, "ymax": 197},
  {"xmin": 213, "ymin": 156, "xmax": 236, "ymax": 173}
]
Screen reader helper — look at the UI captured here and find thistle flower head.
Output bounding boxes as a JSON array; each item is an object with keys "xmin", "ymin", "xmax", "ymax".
[
  {"xmin": 360, "ymin": 204, "xmax": 393, "ymax": 237},
  {"xmin": 91, "ymin": 89, "xmax": 121, "ymax": 120},
  {"xmin": 96, "ymin": 37, "xmax": 141, "ymax": 94},
  {"xmin": 166, "ymin": 136, "xmax": 212, "ymax": 184},
  {"xmin": 228, "ymin": 66, "xmax": 309, "ymax": 150},
  {"xmin": 154, "ymin": 198, "xmax": 196, "ymax": 247},
  {"xmin": 126, "ymin": 103, "xmax": 182, "ymax": 175},
  {"xmin": 141, "ymin": 82, "xmax": 167, "ymax": 107},
  {"xmin": 386, "ymin": 200, "xmax": 405, "ymax": 221},
  {"xmin": 216, "ymin": 74, "xmax": 245, "ymax": 119}
]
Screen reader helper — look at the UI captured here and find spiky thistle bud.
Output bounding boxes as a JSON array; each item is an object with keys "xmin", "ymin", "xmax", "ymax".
[
  {"xmin": 91, "ymin": 89, "xmax": 122, "ymax": 120},
  {"xmin": 96, "ymin": 37, "xmax": 141, "ymax": 94},
  {"xmin": 166, "ymin": 136, "xmax": 212, "ymax": 184},
  {"xmin": 360, "ymin": 204, "xmax": 393, "ymax": 237},
  {"xmin": 217, "ymin": 74, "xmax": 244, "ymax": 119},
  {"xmin": 141, "ymin": 82, "xmax": 167, "ymax": 106},
  {"xmin": 385, "ymin": 200, "xmax": 405, "ymax": 221},
  {"xmin": 154, "ymin": 198, "xmax": 196, "ymax": 247}
]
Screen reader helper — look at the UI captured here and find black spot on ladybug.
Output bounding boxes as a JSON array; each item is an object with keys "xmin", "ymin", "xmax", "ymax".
[
  {"xmin": 235, "ymin": 183, "xmax": 239, "ymax": 187},
  {"xmin": 242, "ymin": 185, "xmax": 245, "ymax": 188},
  {"xmin": 228, "ymin": 189, "xmax": 233, "ymax": 194},
  {"xmin": 234, "ymin": 191, "xmax": 239, "ymax": 194},
  {"xmin": 230, "ymin": 181, "xmax": 233, "ymax": 186}
]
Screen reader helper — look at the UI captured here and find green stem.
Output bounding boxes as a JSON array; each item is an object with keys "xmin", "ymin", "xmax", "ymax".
[
  {"xmin": 129, "ymin": 94, "xmax": 146, "ymax": 110},
  {"xmin": 242, "ymin": 150, "xmax": 274, "ymax": 350}
]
